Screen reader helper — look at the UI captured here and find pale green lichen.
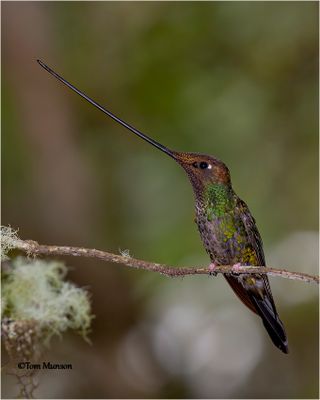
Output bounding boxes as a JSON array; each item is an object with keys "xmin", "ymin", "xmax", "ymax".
[
  {"xmin": 1, "ymin": 257, "xmax": 93, "ymax": 345},
  {"xmin": 1, "ymin": 225, "xmax": 23, "ymax": 261},
  {"xmin": 1, "ymin": 229, "xmax": 93, "ymax": 397},
  {"xmin": 119, "ymin": 248, "xmax": 131, "ymax": 258}
]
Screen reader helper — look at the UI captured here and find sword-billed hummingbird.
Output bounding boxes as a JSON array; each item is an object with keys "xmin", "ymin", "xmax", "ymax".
[{"xmin": 37, "ymin": 60, "xmax": 288, "ymax": 354}]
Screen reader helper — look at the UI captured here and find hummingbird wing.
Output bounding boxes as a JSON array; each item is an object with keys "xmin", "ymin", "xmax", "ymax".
[
  {"xmin": 224, "ymin": 198, "xmax": 269, "ymax": 314},
  {"xmin": 225, "ymin": 198, "xmax": 288, "ymax": 353}
]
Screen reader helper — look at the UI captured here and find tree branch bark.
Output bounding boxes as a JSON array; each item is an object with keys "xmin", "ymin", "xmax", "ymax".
[{"xmin": 8, "ymin": 236, "xmax": 319, "ymax": 285}]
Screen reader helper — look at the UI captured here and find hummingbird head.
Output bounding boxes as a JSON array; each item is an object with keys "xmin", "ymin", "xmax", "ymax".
[{"xmin": 171, "ymin": 151, "xmax": 232, "ymax": 195}]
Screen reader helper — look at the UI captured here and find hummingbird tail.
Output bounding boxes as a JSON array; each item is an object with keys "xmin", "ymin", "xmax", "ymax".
[
  {"xmin": 250, "ymin": 296, "xmax": 289, "ymax": 354},
  {"xmin": 224, "ymin": 275, "xmax": 288, "ymax": 353}
]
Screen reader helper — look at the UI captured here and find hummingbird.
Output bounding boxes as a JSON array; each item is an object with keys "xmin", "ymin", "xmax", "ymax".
[{"xmin": 37, "ymin": 60, "xmax": 289, "ymax": 354}]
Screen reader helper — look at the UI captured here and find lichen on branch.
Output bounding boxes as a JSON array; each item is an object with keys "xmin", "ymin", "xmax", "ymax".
[
  {"xmin": 2, "ymin": 257, "xmax": 93, "ymax": 342},
  {"xmin": 1, "ymin": 227, "xmax": 94, "ymax": 398}
]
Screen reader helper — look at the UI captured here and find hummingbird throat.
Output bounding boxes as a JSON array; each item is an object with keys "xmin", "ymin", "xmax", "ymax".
[{"xmin": 203, "ymin": 183, "xmax": 235, "ymax": 219}]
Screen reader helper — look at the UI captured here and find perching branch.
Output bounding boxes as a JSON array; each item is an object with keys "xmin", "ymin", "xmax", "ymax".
[{"xmin": 2, "ymin": 227, "xmax": 318, "ymax": 284}]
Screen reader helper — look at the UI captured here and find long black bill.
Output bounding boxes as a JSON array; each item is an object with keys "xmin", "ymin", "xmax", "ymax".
[{"xmin": 37, "ymin": 60, "xmax": 175, "ymax": 159}]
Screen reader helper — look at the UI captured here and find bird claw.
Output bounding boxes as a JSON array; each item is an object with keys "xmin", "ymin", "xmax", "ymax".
[
  {"xmin": 209, "ymin": 262, "xmax": 217, "ymax": 276},
  {"xmin": 231, "ymin": 263, "xmax": 242, "ymax": 274}
]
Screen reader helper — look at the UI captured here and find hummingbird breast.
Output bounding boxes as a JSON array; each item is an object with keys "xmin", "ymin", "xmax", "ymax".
[{"xmin": 195, "ymin": 197, "xmax": 263, "ymax": 267}]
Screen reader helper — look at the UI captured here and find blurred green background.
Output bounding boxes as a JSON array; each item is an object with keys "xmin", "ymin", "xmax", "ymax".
[{"xmin": 2, "ymin": 1, "xmax": 318, "ymax": 398}]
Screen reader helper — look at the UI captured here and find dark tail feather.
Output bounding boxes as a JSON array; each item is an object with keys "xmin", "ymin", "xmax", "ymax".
[{"xmin": 250, "ymin": 296, "xmax": 289, "ymax": 354}]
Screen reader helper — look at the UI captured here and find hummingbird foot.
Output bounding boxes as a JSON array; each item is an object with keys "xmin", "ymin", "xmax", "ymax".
[
  {"xmin": 208, "ymin": 262, "xmax": 218, "ymax": 276},
  {"xmin": 231, "ymin": 263, "xmax": 242, "ymax": 273}
]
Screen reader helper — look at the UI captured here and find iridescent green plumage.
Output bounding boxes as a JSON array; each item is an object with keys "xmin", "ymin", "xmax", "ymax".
[{"xmin": 37, "ymin": 60, "xmax": 288, "ymax": 354}]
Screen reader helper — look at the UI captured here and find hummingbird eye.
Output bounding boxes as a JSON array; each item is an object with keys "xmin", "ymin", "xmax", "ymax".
[{"xmin": 200, "ymin": 161, "xmax": 209, "ymax": 169}]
